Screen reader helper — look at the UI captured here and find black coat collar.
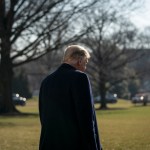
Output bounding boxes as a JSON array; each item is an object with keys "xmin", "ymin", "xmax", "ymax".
[{"xmin": 59, "ymin": 63, "xmax": 76, "ymax": 71}]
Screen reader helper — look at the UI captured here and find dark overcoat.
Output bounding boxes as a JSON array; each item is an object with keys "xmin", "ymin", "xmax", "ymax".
[{"xmin": 39, "ymin": 63, "xmax": 102, "ymax": 150}]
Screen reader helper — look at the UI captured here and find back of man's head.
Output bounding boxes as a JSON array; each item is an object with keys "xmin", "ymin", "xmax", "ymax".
[{"xmin": 63, "ymin": 45, "xmax": 90, "ymax": 62}]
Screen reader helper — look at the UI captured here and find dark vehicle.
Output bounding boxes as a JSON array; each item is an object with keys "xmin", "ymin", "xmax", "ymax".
[
  {"xmin": 12, "ymin": 93, "xmax": 26, "ymax": 106},
  {"xmin": 94, "ymin": 93, "xmax": 118, "ymax": 103},
  {"xmin": 132, "ymin": 93, "xmax": 150, "ymax": 105},
  {"xmin": 132, "ymin": 95, "xmax": 144, "ymax": 103}
]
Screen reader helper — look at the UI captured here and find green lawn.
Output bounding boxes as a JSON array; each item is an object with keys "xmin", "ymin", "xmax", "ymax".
[
  {"xmin": 0, "ymin": 99, "xmax": 150, "ymax": 150},
  {"xmin": 97, "ymin": 101, "xmax": 150, "ymax": 150},
  {"xmin": 0, "ymin": 99, "xmax": 40, "ymax": 150}
]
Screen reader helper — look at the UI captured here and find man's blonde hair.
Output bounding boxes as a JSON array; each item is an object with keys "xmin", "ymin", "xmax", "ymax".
[{"xmin": 63, "ymin": 45, "xmax": 90, "ymax": 62}]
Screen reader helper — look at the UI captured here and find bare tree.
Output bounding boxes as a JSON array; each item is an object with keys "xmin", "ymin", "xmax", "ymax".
[
  {"xmin": 81, "ymin": 0, "xmax": 146, "ymax": 109},
  {"xmin": 23, "ymin": 50, "xmax": 64, "ymax": 94},
  {"xmin": 0, "ymin": 0, "xmax": 98, "ymax": 113}
]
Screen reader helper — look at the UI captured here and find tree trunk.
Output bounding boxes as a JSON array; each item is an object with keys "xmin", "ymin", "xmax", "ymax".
[
  {"xmin": 99, "ymin": 81, "xmax": 107, "ymax": 109},
  {"xmin": 0, "ymin": 39, "xmax": 18, "ymax": 114},
  {"xmin": 0, "ymin": 63, "xmax": 17, "ymax": 113}
]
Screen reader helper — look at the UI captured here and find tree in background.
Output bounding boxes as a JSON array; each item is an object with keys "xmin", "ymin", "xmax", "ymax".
[
  {"xmin": 23, "ymin": 50, "xmax": 64, "ymax": 95},
  {"xmin": 128, "ymin": 78, "xmax": 141, "ymax": 98},
  {"xmin": 12, "ymin": 68, "xmax": 32, "ymax": 98},
  {"xmin": 109, "ymin": 81, "xmax": 129, "ymax": 99},
  {"xmin": 81, "ymin": 0, "xmax": 146, "ymax": 109},
  {"xmin": 0, "ymin": 0, "xmax": 98, "ymax": 113}
]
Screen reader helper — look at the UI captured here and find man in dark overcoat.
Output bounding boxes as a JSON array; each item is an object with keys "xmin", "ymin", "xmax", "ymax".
[{"xmin": 39, "ymin": 45, "xmax": 102, "ymax": 150}]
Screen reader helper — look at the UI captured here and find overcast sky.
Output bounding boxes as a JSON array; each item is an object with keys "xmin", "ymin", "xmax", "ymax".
[{"xmin": 130, "ymin": 0, "xmax": 150, "ymax": 30}]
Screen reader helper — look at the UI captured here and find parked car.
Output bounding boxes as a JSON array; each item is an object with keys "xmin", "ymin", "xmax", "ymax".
[
  {"xmin": 132, "ymin": 95, "xmax": 144, "ymax": 103},
  {"xmin": 12, "ymin": 93, "xmax": 26, "ymax": 106},
  {"xmin": 94, "ymin": 93, "xmax": 118, "ymax": 103},
  {"xmin": 131, "ymin": 93, "xmax": 150, "ymax": 105}
]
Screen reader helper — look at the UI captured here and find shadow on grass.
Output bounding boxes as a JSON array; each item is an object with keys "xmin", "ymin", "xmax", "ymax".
[
  {"xmin": 131, "ymin": 104, "xmax": 150, "ymax": 108},
  {"xmin": 95, "ymin": 107, "xmax": 129, "ymax": 111},
  {"xmin": 0, "ymin": 122, "xmax": 16, "ymax": 127},
  {"xmin": 0, "ymin": 113, "xmax": 39, "ymax": 127},
  {"xmin": 0, "ymin": 112, "xmax": 39, "ymax": 117}
]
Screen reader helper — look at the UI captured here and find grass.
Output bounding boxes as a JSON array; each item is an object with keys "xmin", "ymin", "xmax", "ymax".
[
  {"xmin": 0, "ymin": 99, "xmax": 150, "ymax": 150},
  {"xmin": 97, "ymin": 100, "xmax": 150, "ymax": 150},
  {"xmin": 0, "ymin": 99, "xmax": 40, "ymax": 150}
]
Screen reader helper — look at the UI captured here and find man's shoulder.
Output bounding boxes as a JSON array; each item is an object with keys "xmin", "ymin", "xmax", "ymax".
[
  {"xmin": 71, "ymin": 70, "xmax": 88, "ymax": 80},
  {"xmin": 41, "ymin": 71, "xmax": 56, "ymax": 84},
  {"xmin": 74, "ymin": 70, "xmax": 86, "ymax": 75}
]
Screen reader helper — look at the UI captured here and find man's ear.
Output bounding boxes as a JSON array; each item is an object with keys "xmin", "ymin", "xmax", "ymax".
[
  {"xmin": 78, "ymin": 59, "xmax": 82, "ymax": 65},
  {"xmin": 76, "ymin": 60, "xmax": 80, "ymax": 66}
]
